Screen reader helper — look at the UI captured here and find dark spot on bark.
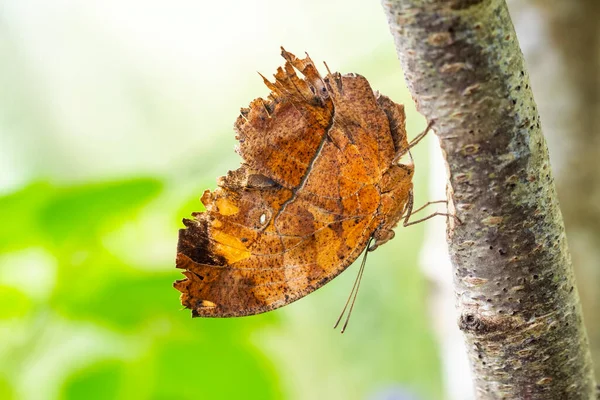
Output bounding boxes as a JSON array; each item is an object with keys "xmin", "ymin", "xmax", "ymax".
[
  {"xmin": 533, "ymin": 274, "xmax": 539, "ymax": 279},
  {"xmin": 459, "ymin": 313, "xmax": 508, "ymax": 334},
  {"xmin": 450, "ymin": 0, "xmax": 484, "ymax": 11},
  {"xmin": 241, "ymin": 237, "xmax": 248, "ymax": 242},
  {"xmin": 498, "ymin": 248, "xmax": 507, "ymax": 255}
]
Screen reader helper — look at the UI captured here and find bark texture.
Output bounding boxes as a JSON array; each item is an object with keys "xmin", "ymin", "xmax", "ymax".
[
  {"xmin": 381, "ymin": 0, "xmax": 597, "ymax": 398},
  {"xmin": 509, "ymin": 0, "xmax": 600, "ymax": 381}
]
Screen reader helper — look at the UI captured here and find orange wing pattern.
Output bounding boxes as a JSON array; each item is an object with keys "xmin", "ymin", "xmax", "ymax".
[{"xmin": 175, "ymin": 49, "xmax": 413, "ymax": 317}]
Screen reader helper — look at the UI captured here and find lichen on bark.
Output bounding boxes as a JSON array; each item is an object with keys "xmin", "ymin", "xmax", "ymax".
[{"xmin": 381, "ymin": 0, "xmax": 597, "ymax": 398}]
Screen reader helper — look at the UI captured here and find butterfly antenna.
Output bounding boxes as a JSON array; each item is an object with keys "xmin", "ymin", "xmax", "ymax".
[
  {"xmin": 334, "ymin": 237, "xmax": 373, "ymax": 333},
  {"xmin": 341, "ymin": 246, "xmax": 369, "ymax": 333}
]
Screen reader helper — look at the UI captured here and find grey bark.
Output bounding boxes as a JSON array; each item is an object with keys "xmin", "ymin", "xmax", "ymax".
[
  {"xmin": 381, "ymin": 0, "xmax": 597, "ymax": 398},
  {"xmin": 509, "ymin": 0, "xmax": 600, "ymax": 382}
]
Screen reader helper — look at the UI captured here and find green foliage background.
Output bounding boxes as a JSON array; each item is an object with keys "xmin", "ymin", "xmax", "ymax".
[{"xmin": 0, "ymin": 1, "xmax": 444, "ymax": 399}]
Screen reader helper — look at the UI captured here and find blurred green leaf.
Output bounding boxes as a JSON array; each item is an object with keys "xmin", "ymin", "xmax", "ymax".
[
  {"xmin": 0, "ymin": 182, "xmax": 54, "ymax": 252},
  {"xmin": 61, "ymin": 359, "xmax": 125, "ymax": 400},
  {"xmin": 151, "ymin": 335, "xmax": 282, "ymax": 400},
  {"xmin": 0, "ymin": 375, "xmax": 14, "ymax": 400},
  {"xmin": 60, "ymin": 271, "xmax": 178, "ymax": 330},
  {"xmin": 0, "ymin": 286, "xmax": 31, "ymax": 319},
  {"xmin": 37, "ymin": 178, "xmax": 162, "ymax": 249},
  {"xmin": 0, "ymin": 179, "xmax": 163, "ymax": 254}
]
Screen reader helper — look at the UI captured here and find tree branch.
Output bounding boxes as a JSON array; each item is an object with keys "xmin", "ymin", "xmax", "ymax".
[
  {"xmin": 381, "ymin": 0, "xmax": 597, "ymax": 398},
  {"xmin": 511, "ymin": 0, "xmax": 600, "ymax": 381}
]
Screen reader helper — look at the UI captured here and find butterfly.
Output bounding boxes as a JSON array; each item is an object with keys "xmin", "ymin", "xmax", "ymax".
[{"xmin": 174, "ymin": 48, "xmax": 446, "ymax": 331}]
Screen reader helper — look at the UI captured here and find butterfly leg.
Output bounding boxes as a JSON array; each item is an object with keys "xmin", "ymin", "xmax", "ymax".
[
  {"xmin": 402, "ymin": 190, "xmax": 461, "ymax": 227},
  {"xmin": 393, "ymin": 120, "xmax": 435, "ymax": 164}
]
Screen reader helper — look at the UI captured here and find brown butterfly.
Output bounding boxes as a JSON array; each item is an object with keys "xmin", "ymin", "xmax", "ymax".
[{"xmin": 174, "ymin": 49, "xmax": 446, "ymax": 330}]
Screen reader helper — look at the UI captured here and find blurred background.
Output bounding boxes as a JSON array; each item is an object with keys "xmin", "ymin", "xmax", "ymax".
[{"xmin": 1, "ymin": 1, "xmax": 598, "ymax": 399}]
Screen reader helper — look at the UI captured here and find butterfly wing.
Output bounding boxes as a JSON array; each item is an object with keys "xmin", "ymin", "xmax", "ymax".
[{"xmin": 174, "ymin": 50, "xmax": 411, "ymax": 317}]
